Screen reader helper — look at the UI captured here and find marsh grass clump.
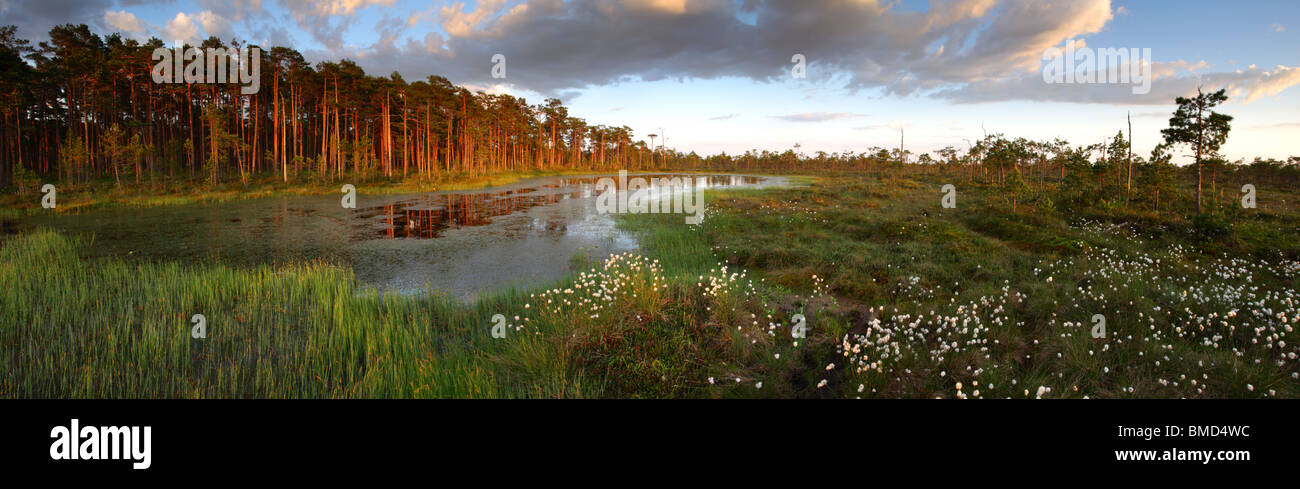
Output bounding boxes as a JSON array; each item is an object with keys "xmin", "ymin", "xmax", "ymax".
[
  {"xmin": 494, "ymin": 252, "xmax": 839, "ymax": 398},
  {"xmin": 1, "ymin": 229, "xmax": 504, "ymax": 398}
]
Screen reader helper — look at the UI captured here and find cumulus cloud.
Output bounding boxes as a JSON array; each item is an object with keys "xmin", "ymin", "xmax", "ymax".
[
  {"xmin": 104, "ymin": 10, "xmax": 146, "ymax": 34},
  {"xmin": 197, "ymin": 11, "xmax": 235, "ymax": 41},
  {"xmin": 316, "ymin": 0, "xmax": 397, "ymax": 16},
  {"xmin": 437, "ymin": 0, "xmax": 512, "ymax": 37},
  {"xmin": 163, "ymin": 12, "xmax": 200, "ymax": 43},
  {"xmin": 1151, "ymin": 59, "xmax": 1210, "ymax": 81},
  {"xmin": 318, "ymin": 0, "xmax": 1291, "ymax": 104},
  {"xmin": 197, "ymin": 0, "xmax": 264, "ymax": 22},
  {"xmin": 320, "ymin": 0, "xmax": 1122, "ymax": 97},
  {"xmin": 894, "ymin": 0, "xmax": 1112, "ymax": 89},
  {"xmin": 279, "ymin": 0, "xmax": 395, "ymax": 49},
  {"xmin": 1234, "ymin": 65, "xmax": 1300, "ymax": 103}
]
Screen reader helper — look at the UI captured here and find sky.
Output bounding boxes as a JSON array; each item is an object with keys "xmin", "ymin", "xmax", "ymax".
[{"xmin": 2, "ymin": 0, "xmax": 1298, "ymax": 163}]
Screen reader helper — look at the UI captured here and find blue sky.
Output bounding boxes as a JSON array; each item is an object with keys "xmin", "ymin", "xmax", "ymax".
[{"xmin": 5, "ymin": 0, "xmax": 1298, "ymax": 162}]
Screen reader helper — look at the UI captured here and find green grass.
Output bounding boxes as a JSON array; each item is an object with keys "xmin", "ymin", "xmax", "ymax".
[
  {"xmin": 4, "ymin": 170, "xmax": 1299, "ymax": 398},
  {"xmin": 0, "ymin": 230, "xmax": 812, "ymax": 398}
]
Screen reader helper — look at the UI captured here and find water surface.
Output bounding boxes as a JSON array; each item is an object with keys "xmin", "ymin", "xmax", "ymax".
[{"xmin": 11, "ymin": 173, "xmax": 782, "ymax": 300}]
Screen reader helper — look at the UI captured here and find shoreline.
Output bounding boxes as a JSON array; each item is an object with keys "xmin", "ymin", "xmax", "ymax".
[{"xmin": 0, "ymin": 169, "xmax": 815, "ymax": 219}]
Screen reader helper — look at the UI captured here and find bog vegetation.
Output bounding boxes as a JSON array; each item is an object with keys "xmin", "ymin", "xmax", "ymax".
[
  {"xmin": 3, "ymin": 24, "xmax": 1300, "ymax": 398},
  {"xmin": 6, "ymin": 169, "xmax": 1300, "ymax": 398}
]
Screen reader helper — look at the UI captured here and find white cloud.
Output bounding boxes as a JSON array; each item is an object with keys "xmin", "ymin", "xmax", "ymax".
[
  {"xmin": 278, "ymin": 0, "xmax": 397, "ymax": 18},
  {"xmin": 436, "ymin": 0, "xmax": 533, "ymax": 38},
  {"xmin": 1237, "ymin": 65, "xmax": 1300, "ymax": 104},
  {"xmin": 103, "ymin": 10, "xmax": 145, "ymax": 34},
  {"xmin": 198, "ymin": 0, "xmax": 264, "ymax": 21},
  {"xmin": 278, "ymin": 0, "xmax": 398, "ymax": 49},
  {"xmin": 198, "ymin": 11, "xmax": 234, "ymax": 40},
  {"xmin": 1151, "ymin": 59, "xmax": 1210, "ymax": 81},
  {"xmin": 460, "ymin": 82, "xmax": 512, "ymax": 95},
  {"xmin": 322, "ymin": 0, "xmax": 397, "ymax": 16},
  {"xmin": 163, "ymin": 12, "xmax": 200, "ymax": 43}
]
